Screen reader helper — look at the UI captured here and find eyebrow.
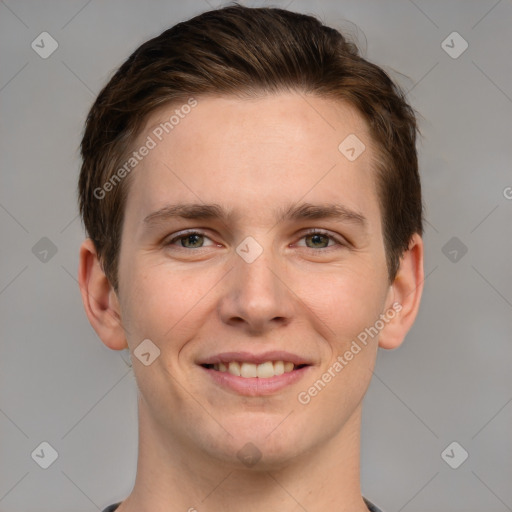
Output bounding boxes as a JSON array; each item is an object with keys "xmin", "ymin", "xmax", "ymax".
[{"xmin": 143, "ymin": 202, "xmax": 367, "ymax": 230}]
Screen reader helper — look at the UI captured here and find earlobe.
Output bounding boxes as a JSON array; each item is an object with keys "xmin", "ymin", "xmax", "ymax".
[
  {"xmin": 78, "ymin": 238, "xmax": 128, "ymax": 351},
  {"xmin": 378, "ymin": 233, "xmax": 424, "ymax": 350}
]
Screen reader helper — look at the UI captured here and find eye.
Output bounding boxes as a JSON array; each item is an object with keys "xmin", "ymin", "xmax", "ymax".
[
  {"xmin": 166, "ymin": 230, "xmax": 216, "ymax": 249},
  {"xmin": 296, "ymin": 229, "xmax": 345, "ymax": 250},
  {"xmin": 164, "ymin": 229, "xmax": 346, "ymax": 251}
]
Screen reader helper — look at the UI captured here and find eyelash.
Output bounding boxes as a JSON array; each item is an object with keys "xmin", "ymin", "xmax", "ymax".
[{"xmin": 165, "ymin": 229, "xmax": 346, "ymax": 252}]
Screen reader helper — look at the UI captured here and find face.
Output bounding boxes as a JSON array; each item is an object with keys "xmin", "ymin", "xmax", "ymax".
[{"xmin": 114, "ymin": 92, "xmax": 395, "ymax": 468}]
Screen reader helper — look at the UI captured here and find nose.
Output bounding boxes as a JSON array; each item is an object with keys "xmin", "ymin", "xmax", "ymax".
[{"xmin": 218, "ymin": 244, "xmax": 295, "ymax": 335}]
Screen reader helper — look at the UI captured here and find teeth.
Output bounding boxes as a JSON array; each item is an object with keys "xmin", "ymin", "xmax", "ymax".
[
  {"xmin": 273, "ymin": 360, "xmax": 284, "ymax": 375},
  {"xmin": 256, "ymin": 361, "xmax": 274, "ymax": 378},
  {"xmin": 241, "ymin": 362, "xmax": 257, "ymax": 378},
  {"xmin": 212, "ymin": 360, "xmax": 300, "ymax": 378},
  {"xmin": 227, "ymin": 361, "xmax": 240, "ymax": 376}
]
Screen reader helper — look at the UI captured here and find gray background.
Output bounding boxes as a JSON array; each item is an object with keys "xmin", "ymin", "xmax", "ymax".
[{"xmin": 1, "ymin": 0, "xmax": 511, "ymax": 511}]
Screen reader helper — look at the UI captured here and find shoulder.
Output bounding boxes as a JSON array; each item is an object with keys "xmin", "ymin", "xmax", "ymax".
[
  {"xmin": 363, "ymin": 496, "xmax": 385, "ymax": 512},
  {"xmin": 101, "ymin": 504, "xmax": 121, "ymax": 512}
]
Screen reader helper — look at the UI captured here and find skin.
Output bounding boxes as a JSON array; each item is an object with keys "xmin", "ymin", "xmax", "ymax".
[{"xmin": 79, "ymin": 92, "xmax": 424, "ymax": 512}]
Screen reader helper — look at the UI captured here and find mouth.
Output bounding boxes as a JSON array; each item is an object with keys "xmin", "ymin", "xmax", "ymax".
[
  {"xmin": 201, "ymin": 360, "xmax": 309, "ymax": 378},
  {"xmin": 197, "ymin": 352, "xmax": 313, "ymax": 396}
]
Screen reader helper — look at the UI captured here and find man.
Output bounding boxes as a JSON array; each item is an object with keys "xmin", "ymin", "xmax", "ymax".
[{"xmin": 78, "ymin": 4, "xmax": 424, "ymax": 511}]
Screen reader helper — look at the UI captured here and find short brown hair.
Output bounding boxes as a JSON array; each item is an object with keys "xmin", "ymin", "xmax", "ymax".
[{"xmin": 78, "ymin": 3, "xmax": 423, "ymax": 293}]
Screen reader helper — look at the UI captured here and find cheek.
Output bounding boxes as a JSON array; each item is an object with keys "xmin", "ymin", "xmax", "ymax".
[
  {"xmin": 297, "ymin": 262, "xmax": 387, "ymax": 339},
  {"xmin": 295, "ymin": 268, "xmax": 384, "ymax": 412},
  {"xmin": 121, "ymin": 262, "xmax": 219, "ymax": 344}
]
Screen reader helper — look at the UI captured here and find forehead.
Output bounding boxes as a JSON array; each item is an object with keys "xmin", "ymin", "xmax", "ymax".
[{"xmin": 124, "ymin": 92, "xmax": 381, "ymax": 228}]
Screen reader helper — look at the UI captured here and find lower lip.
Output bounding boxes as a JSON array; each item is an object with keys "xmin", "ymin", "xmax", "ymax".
[{"xmin": 200, "ymin": 365, "xmax": 312, "ymax": 396}]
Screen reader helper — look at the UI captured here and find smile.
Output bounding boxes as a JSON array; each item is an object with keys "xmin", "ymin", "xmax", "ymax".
[{"xmin": 202, "ymin": 360, "xmax": 307, "ymax": 378}]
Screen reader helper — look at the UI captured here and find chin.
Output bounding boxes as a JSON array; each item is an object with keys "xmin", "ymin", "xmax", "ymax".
[{"xmin": 216, "ymin": 419, "xmax": 310, "ymax": 470}]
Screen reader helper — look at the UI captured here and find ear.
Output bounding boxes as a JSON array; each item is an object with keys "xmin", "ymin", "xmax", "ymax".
[
  {"xmin": 78, "ymin": 238, "xmax": 127, "ymax": 351},
  {"xmin": 379, "ymin": 233, "xmax": 424, "ymax": 350}
]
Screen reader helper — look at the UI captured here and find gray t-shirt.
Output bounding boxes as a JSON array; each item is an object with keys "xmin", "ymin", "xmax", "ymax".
[{"xmin": 101, "ymin": 497, "xmax": 384, "ymax": 511}]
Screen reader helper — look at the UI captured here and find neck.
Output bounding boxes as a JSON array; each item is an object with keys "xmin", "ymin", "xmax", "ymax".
[{"xmin": 117, "ymin": 396, "xmax": 369, "ymax": 512}]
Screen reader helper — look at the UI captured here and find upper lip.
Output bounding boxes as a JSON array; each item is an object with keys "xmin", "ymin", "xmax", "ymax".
[{"xmin": 197, "ymin": 351, "xmax": 313, "ymax": 366}]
